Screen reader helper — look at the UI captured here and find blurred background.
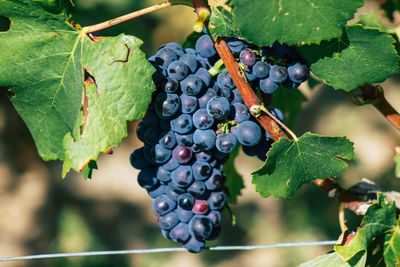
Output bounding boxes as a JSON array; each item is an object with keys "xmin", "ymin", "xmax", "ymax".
[{"xmin": 0, "ymin": 0, "xmax": 400, "ymax": 266}]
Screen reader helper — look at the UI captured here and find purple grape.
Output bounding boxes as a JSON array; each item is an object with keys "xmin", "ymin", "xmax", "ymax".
[
  {"xmin": 171, "ymin": 165, "xmax": 193, "ymax": 188},
  {"xmin": 239, "ymin": 48, "xmax": 256, "ymax": 67},
  {"xmin": 172, "ymin": 145, "xmax": 193, "ymax": 164},
  {"xmin": 152, "ymin": 195, "xmax": 176, "ymax": 216},
  {"xmin": 206, "ymin": 96, "xmax": 230, "ymax": 120},
  {"xmin": 195, "ymin": 35, "xmax": 217, "ymax": 58},
  {"xmin": 193, "ymin": 108, "xmax": 214, "ymax": 129},
  {"xmin": 216, "ymin": 133, "xmax": 237, "ymax": 153},
  {"xmin": 170, "ymin": 223, "xmax": 190, "ymax": 243},
  {"xmin": 168, "ymin": 60, "xmax": 190, "ymax": 81},
  {"xmin": 158, "ymin": 211, "xmax": 179, "ymax": 230},
  {"xmin": 235, "ymin": 120, "xmax": 262, "ymax": 146}
]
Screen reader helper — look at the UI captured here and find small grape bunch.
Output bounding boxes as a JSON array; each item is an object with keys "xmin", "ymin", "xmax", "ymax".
[{"xmin": 227, "ymin": 38, "xmax": 310, "ymax": 95}]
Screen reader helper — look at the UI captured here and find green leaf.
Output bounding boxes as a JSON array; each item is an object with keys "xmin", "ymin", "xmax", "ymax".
[
  {"xmin": 335, "ymin": 195, "xmax": 398, "ymax": 261},
  {"xmin": 0, "ymin": 0, "xmax": 83, "ymax": 161},
  {"xmin": 223, "ymin": 145, "xmax": 244, "ymax": 203},
  {"xmin": 252, "ymin": 132, "xmax": 354, "ymax": 198},
  {"xmin": 80, "ymin": 160, "xmax": 98, "ymax": 179},
  {"xmin": 0, "ymin": 0, "xmax": 155, "ymax": 176},
  {"xmin": 384, "ymin": 222, "xmax": 400, "ymax": 266},
  {"xmin": 209, "ymin": 6, "xmax": 236, "ymax": 39},
  {"xmin": 269, "ymin": 87, "xmax": 307, "ymax": 128},
  {"xmin": 63, "ymin": 34, "xmax": 155, "ymax": 175},
  {"xmin": 358, "ymin": 10, "xmax": 393, "ymax": 33},
  {"xmin": 232, "ymin": 0, "xmax": 363, "ymax": 46},
  {"xmin": 298, "ymin": 25, "xmax": 399, "ymax": 91},
  {"xmin": 298, "ymin": 251, "xmax": 366, "ymax": 267}
]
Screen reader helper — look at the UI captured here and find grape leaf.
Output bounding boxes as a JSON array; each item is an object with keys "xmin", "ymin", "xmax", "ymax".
[
  {"xmin": 298, "ymin": 251, "xmax": 366, "ymax": 267},
  {"xmin": 209, "ymin": 6, "xmax": 237, "ymax": 39},
  {"xmin": 0, "ymin": 0, "xmax": 155, "ymax": 177},
  {"xmin": 298, "ymin": 25, "xmax": 398, "ymax": 91},
  {"xmin": 252, "ymin": 132, "xmax": 354, "ymax": 199},
  {"xmin": 335, "ymin": 195, "xmax": 398, "ymax": 264},
  {"xmin": 358, "ymin": 10, "xmax": 393, "ymax": 33},
  {"xmin": 62, "ymin": 34, "xmax": 155, "ymax": 176},
  {"xmin": 269, "ymin": 87, "xmax": 307, "ymax": 128},
  {"xmin": 232, "ymin": 0, "xmax": 363, "ymax": 46},
  {"xmin": 223, "ymin": 145, "xmax": 244, "ymax": 203}
]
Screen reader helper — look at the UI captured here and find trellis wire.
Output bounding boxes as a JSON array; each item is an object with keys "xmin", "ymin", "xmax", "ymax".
[{"xmin": 0, "ymin": 240, "xmax": 337, "ymax": 262}]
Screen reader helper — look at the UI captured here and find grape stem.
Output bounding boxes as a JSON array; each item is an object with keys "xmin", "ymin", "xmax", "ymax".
[
  {"xmin": 82, "ymin": 0, "xmax": 193, "ymax": 34},
  {"xmin": 358, "ymin": 84, "xmax": 400, "ymax": 132}
]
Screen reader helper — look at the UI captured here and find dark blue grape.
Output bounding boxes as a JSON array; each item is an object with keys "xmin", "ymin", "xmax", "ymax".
[
  {"xmin": 168, "ymin": 60, "xmax": 189, "ymax": 81},
  {"xmin": 143, "ymin": 127, "xmax": 160, "ymax": 145},
  {"xmin": 193, "ymin": 129, "xmax": 216, "ymax": 151},
  {"xmin": 130, "ymin": 147, "xmax": 151, "ymax": 170},
  {"xmin": 166, "ymin": 183, "xmax": 182, "ymax": 200},
  {"xmin": 152, "ymin": 65, "xmax": 167, "ymax": 85},
  {"xmin": 180, "ymin": 94, "xmax": 198, "ymax": 114},
  {"xmin": 189, "ymin": 215, "xmax": 213, "ymax": 241},
  {"xmin": 269, "ymin": 108, "xmax": 284, "ymax": 122},
  {"xmin": 216, "ymin": 133, "xmax": 237, "ymax": 153},
  {"xmin": 195, "ymin": 35, "xmax": 217, "ymax": 58},
  {"xmin": 208, "ymin": 191, "xmax": 226, "ymax": 210},
  {"xmin": 154, "ymin": 92, "xmax": 180, "ymax": 119},
  {"xmin": 183, "ymin": 237, "xmax": 205, "ymax": 253},
  {"xmin": 198, "ymin": 88, "xmax": 217, "ymax": 108},
  {"xmin": 229, "ymin": 102, "xmax": 250, "ymax": 123},
  {"xmin": 171, "ymin": 165, "xmax": 193, "ymax": 188},
  {"xmin": 172, "ymin": 145, "xmax": 192, "ymax": 164},
  {"xmin": 142, "ymin": 108, "xmax": 159, "ymax": 127},
  {"xmin": 165, "ymin": 42, "xmax": 184, "ymax": 56},
  {"xmin": 259, "ymin": 77, "xmax": 279, "ymax": 94},
  {"xmin": 239, "ymin": 48, "xmax": 256, "ymax": 67},
  {"xmin": 175, "ymin": 132, "xmax": 194, "ymax": 147},
  {"xmin": 162, "ymin": 229, "xmax": 171, "ymax": 240},
  {"xmin": 137, "ymin": 168, "xmax": 159, "ymax": 191},
  {"xmin": 269, "ymin": 65, "xmax": 288, "ymax": 83},
  {"xmin": 245, "ymin": 71, "xmax": 257, "ymax": 82},
  {"xmin": 192, "ymin": 161, "xmax": 212, "ymax": 181},
  {"xmin": 136, "ymin": 121, "xmax": 147, "ymax": 143},
  {"xmin": 156, "ymin": 166, "xmax": 171, "ymax": 183},
  {"xmin": 163, "ymin": 77, "xmax": 179, "ymax": 93},
  {"xmin": 159, "ymin": 119, "xmax": 171, "ymax": 131},
  {"xmin": 272, "ymin": 41, "xmax": 290, "ymax": 58},
  {"xmin": 206, "ymin": 96, "xmax": 230, "ymax": 120},
  {"xmin": 288, "ymin": 62, "xmax": 309, "ymax": 83},
  {"xmin": 195, "ymin": 151, "xmax": 212, "ymax": 162},
  {"xmin": 193, "ymin": 108, "xmax": 214, "ymax": 129},
  {"xmin": 283, "ymin": 79, "xmax": 299, "ymax": 89},
  {"xmin": 184, "ymin": 48, "xmax": 197, "ymax": 55},
  {"xmin": 235, "ymin": 121, "xmax": 262, "ymax": 146},
  {"xmin": 155, "ymin": 47, "xmax": 178, "ymax": 67},
  {"xmin": 148, "ymin": 184, "xmax": 167, "ymax": 198},
  {"xmin": 158, "ymin": 211, "xmax": 179, "ymax": 230},
  {"xmin": 231, "ymin": 89, "xmax": 243, "ymax": 104},
  {"xmin": 163, "ymin": 157, "xmax": 179, "ymax": 171},
  {"xmin": 227, "ymin": 38, "xmax": 248, "ymax": 53},
  {"xmin": 252, "ymin": 61, "xmax": 270, "ymax": 79},
  {"xmin": 152, "ymin": 195, "xmax": 176, "ymax": 216},
  {"xmin": 218, "ymin": 86, "xmax": 232, "ymax": 99},
  {"xmin": 159, "ymin": 131, "xmax": 177, "ymax": 149},
  {"xmin": 195, "ymin": 68, "xmax": 211, "ymax": 87},
  {"xmin": 177, "ymin": 206, "xmax": 194, "ymax": 223},
  {"xmin": 208, "ymin": 211, "xmax": 222, "ymax": 226},
  {"xmin": 170, "ymin": 114, "xmax": 193, "ymax": 134},
  {"xmin": 178, "ymin": 193, "xmax": 195, "ymax": 210},
  {"xmin": 170, "ymin": 223, "xmax": 190, "ymax": 243},
  {"xmin": 179, "ymin": 54, "xmax": 198, "ymax": 73},
  {"xmin": 216, "ymin": 71, "xmax": 235, "ymax": 90},
  {"xmin": 181, "ymin": 74, "xmax": 204, "ymax": 96},
  {"xmin": 146, "ymin": 144, "xmax": 171, "ymax": 164},
  {"xmin": 204, "ymin": 169, "xmax": 225, "ymax": 190},
  {"xmin": 188, "ymin": 181, "xmax": 208, "ymax": 199}
]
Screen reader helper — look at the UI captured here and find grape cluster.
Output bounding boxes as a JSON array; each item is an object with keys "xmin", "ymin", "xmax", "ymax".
[
  {"xmin": 130, "ymin": 34, "xmax": 300, "ymax": 252},
  {"xmin": 227, "ymin": 38, "xmax": 310, "ymax": 95}
]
